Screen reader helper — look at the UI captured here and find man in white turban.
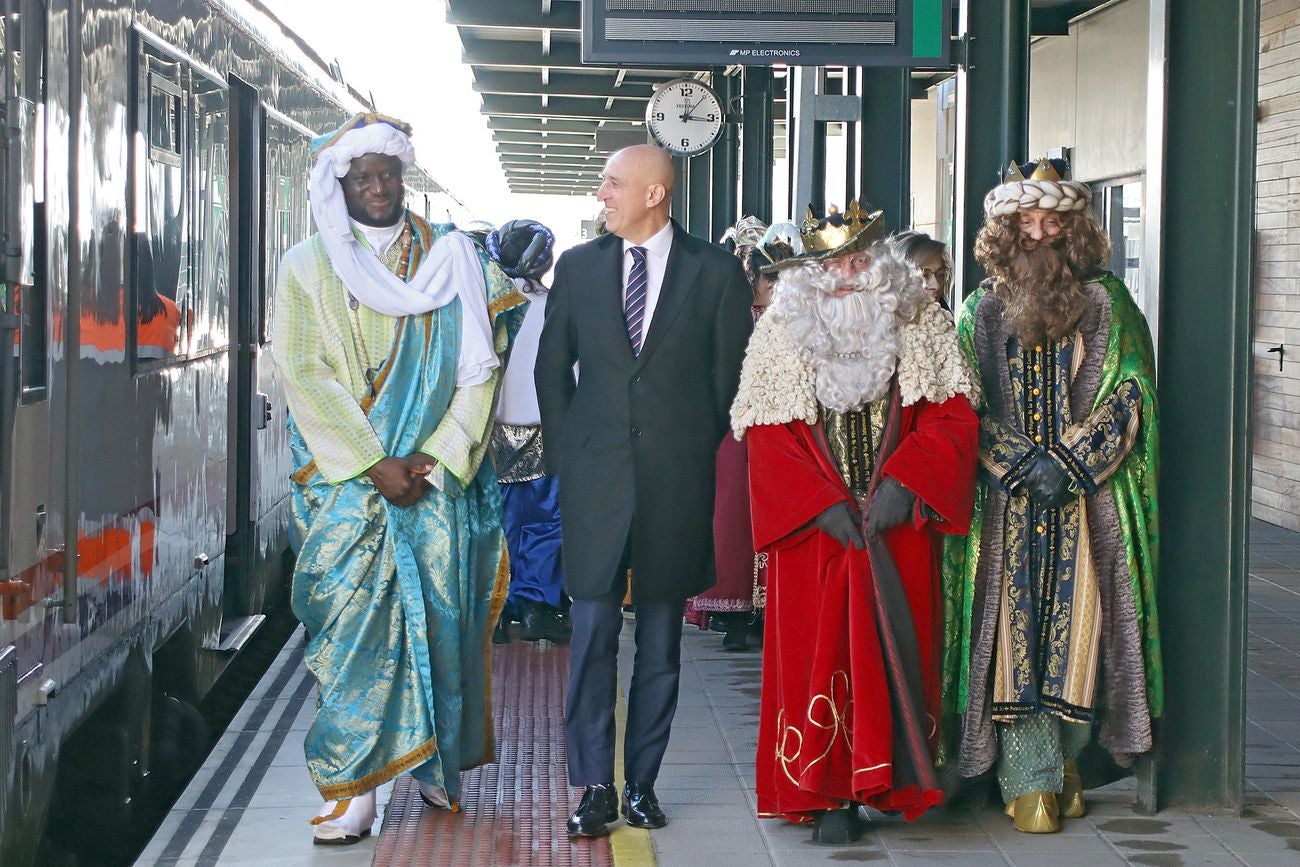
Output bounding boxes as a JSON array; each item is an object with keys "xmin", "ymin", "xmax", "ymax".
[{"xmin": 272, "ymin": 113, "xmax": 526, "ymax": 845}]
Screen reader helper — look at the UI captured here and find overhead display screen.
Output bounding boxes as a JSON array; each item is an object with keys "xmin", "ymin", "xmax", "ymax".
[{"xmin": 582, "ymin": 0, "xmax": 952, "ymax": 68}]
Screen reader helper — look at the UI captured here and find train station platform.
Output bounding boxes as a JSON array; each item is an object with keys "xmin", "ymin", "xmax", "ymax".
[{"xmin": 137, "ymin": 519, "xmax": 1300, "ymax": 867}]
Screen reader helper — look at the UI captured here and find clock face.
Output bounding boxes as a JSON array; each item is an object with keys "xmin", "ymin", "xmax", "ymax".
[{"xmin": 646, "ymin": 79, "xmax": 724, "ymax": 158}]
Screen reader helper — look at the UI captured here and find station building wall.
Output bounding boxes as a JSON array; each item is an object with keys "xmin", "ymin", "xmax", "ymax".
[
  {"xmin": 1253, "ymin": 0, "xmax": 1300, "ymax": 531},
  {"xmin": 1028, "ymin": 0, "xmax": 1148, "ymax": 185},
  {"xmin": 898, "ymin": 0, "xmax": 1299, "ymax": 530},
  {"xmin": 1022, "ymin": 0, "xmax": 1300, "ymax": 531}
]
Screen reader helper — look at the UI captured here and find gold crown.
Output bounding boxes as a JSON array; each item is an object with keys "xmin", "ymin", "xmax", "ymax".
[
  {"xmin": 1002, "ymin": 158, "xmax": 1068, "ymax": 185},
  {"xmin": 799, "ymin": 200, "xmax": 886, "ymax": 254}
]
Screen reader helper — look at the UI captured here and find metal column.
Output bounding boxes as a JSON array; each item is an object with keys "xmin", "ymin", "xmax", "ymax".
[
  {"xmin": 687, "ymin": 152, "xmax": 711, "ymax": 238},
  {"xmin": 740, "ymin": 66, "xmax": 773, "ymax": 223},
  {"xmin": 671, "ymin": 156, "xmax": 689, "ymax": 226},
  {"xmin": 954, "ymin": 0, "xmax": 1029, "ymax": 298},
  {"xmin": 791, "ymin": 67, "xmax": 828, "ymax": 218},
  {"xmin": 857, "ymin": 67, "xmax": 911, "ymax": 230},
  {"xmin": 785, "ymin": 76, "xmax": 797, "ymax": 221},
  {"xmin": 842, "ymin": 71, "xmax": 861, "ymax": 213},
  {"xmin": 711, "ymin": 70, "xmax": 739, "ymax": 240},
  {"xmin": 1155, "ymin": 0, "xmax": 1257, "ymax": 811}
]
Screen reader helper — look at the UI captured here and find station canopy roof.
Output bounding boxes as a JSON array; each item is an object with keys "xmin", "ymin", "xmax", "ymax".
[{"xmin": 448, "ymin": 0, "xmax": 1112, "ymax": 198}]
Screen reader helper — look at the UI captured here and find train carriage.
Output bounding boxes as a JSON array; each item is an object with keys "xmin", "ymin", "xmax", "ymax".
[{"xmin": 0, "ymin": 2, "xmax": 451, "ymax": 862}]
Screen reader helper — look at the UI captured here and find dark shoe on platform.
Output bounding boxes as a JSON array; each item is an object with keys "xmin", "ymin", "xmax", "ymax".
[
  {"xmin": 521, "ymin": 603, "xmax": 573, "ymax": 644},
  {"xmin": 566, "ymin": 784, "xmax": 618, "ymax": 837},
  {"xmin": 722, "ymin": 620, "xmax": 758, "ymax": 652},
  {"xmin": 621, "ymin": 782, "xmax": 667, "ymax": 829},
  {"xmin": 812, "ymin": 806, "xmax": 864, "ymax": 845},
  {"xmin": 708, "ymin": 612, "xmax": 738, "ymax": 634}
]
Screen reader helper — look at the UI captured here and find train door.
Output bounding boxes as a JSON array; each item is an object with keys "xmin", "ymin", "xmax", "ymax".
[
  {"xmin": 220, "ymin": 85, "xmax": 306, "ymax": 628},
  {"xmin": 1, "ymin": 0, "xmax": 58, "ymax": 691},
  {"xmin": 221, "ymin": 75, "xmax": 263, "ymax": 630},
  {"xmin": 249, "ymin": 111, "xmax": 311, "ymax": 598}
]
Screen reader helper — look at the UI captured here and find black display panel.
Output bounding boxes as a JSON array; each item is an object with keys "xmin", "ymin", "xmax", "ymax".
[{"xmin": 582, "ymin": 0, "xmax": 951, "ymax": 68}]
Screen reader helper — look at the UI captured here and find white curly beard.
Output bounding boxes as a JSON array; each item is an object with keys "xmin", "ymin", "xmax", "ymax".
[{"xmin": 768, "ymin": 244, "xmax": 929, "ymax": 413}]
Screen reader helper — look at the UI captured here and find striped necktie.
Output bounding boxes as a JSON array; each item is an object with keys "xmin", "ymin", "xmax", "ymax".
[{"xmin": 624, "ymin": 245, "xmax": 649, "ymax": 356}]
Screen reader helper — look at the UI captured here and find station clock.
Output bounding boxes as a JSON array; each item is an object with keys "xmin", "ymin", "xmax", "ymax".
[{"xmin": 645, "ymin": 78, "xmax": 725, "ymax": 158}]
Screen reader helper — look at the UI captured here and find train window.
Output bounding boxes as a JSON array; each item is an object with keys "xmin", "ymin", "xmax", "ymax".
[
  {"xmin": 132, "ymin": 44, "xmax": 230, "ymax": 363},
  {"xmin": 10, "ymin": 0, "xmax": 49, "ymax": 401},
  {"xmin": 189, "ymin": 73, "xmax": 229, "ymax": 355},
  {"xmin": 148, "ymin": 76, "xmax": 181, "ymax": 164},
  {"xmin": 134, "ymin": 43, "xmax": 187, "ymax": 364}
]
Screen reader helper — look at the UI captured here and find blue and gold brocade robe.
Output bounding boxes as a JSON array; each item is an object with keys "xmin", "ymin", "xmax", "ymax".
[{"xmin": 272, "ymin": 215, "xmax": 527, "ymax": 802}]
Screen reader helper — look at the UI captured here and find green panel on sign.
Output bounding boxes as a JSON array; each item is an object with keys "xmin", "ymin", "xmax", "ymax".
[{"xmin": 913, "ymin": 0, "xmax": 943, "ymax": 59}]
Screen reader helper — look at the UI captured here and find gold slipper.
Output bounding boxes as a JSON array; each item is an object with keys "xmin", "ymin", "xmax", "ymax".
[
  {"xmin": 1005, "ymin": 790, "xmax": 1061, "ymax": 833},
  {"xmin": 1061, "ymin": 760, "xmax": 1086, "ymax": 818}
]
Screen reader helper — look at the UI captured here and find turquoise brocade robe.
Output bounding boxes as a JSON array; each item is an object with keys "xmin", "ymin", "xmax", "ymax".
[{"xmin": 277, "ymin": 218, "xmax": 526, "ymax": 802}]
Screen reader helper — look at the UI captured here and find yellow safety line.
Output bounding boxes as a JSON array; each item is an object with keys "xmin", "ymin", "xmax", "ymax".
[{"xmin": 610, "ymin": 681, "xmax": 656, "ymax": 867}]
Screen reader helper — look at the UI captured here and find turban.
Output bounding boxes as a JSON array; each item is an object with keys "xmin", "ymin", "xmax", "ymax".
[{"xmin": 309, "ymin": 113, "xmax": 496, "ymax": 387}]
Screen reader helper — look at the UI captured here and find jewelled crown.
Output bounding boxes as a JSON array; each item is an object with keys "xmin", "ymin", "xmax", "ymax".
[
  {"xmin": 760, "ymin": 200, "xmax": 887, "ymax": 273},
  {"xmin": 984, "ymin": 157, "xmax": 1091, "ymax": 216},
  {"xmin": 800, "ymin": 200, "xmax": 887, "ymax": 254},
  {"xmin": 1004, "ymin": 157, "xmax": 1067, "ymax": 185}
]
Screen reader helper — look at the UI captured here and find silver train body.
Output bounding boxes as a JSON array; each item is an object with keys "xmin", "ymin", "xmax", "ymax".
[{"xmin": 0, "ymin": 1, "xmax": 453, "ymax": 861}]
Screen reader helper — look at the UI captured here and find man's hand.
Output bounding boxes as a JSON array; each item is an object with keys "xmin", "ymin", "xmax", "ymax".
[
  {"xmin": 1024, "ymin": 454, "xmax": 1074, "ymax": 510},
  {"xmin": 815, "ymin": 502, "xmax": 865, "ymax": 550},
  {"xmin": 365, "ymin": 453, "xmax": 436, "ymax": 507},
  {"xmin": 866, "ymin": 477, "xmax": 916, "ymax": 539}
]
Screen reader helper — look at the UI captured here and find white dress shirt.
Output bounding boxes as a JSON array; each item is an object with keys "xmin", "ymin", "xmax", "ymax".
[{"xmin": 621, "ymin": 221, "xmax": 674, "ymax": 336}]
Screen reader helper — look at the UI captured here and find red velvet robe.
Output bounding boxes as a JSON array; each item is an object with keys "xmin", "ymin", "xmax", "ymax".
[{"xmin": 749, "ymin": 393, "xmax": 978, "ymax": 822}]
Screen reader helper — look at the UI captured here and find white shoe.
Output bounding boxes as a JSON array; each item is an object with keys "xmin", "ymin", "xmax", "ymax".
[
  {"xmin": 311, "ymin": 790, "xmax": 376, "ymax": 845},
  {"xmin": 416, "ymin": 779, "xmax": 456, "ymax": 811}
]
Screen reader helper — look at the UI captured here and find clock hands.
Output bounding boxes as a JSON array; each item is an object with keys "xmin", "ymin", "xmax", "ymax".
[
  {"xmin": 648, "ymin": 79, "xmax": 722, "ymax": 153},
  {"xmin": 680, "ymin": 95, "xmax": 711, "ymax": 122}
]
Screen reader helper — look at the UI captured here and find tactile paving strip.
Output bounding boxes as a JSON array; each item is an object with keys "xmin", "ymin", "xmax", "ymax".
[{"xmin": 372, "ymin": 642, "xmax": 614, "ymax": 867}]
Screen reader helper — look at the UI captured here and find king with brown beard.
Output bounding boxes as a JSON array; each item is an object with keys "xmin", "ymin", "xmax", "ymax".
[
  {"xmin": 732, "ymin": 204, "xmax": 979, "ymax": 843},
  {"xmin": 946, "ymin": 159, "xmax": 1163, "ymax": 834}
]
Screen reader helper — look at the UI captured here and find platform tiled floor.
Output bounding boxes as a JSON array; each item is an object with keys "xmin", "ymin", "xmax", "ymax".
[
  {"xmin": 137, "ymin": 518, "xmax": 1300, "ymax": 866},
  {"xmin": 651, "ymin": 518, "xmax": 1300, "ymax": 866}
]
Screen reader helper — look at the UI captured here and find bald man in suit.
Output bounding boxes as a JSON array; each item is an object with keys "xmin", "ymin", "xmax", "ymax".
[{"xmin": 536, "ymin": 145, "xmax": 753, "ymax": 837}]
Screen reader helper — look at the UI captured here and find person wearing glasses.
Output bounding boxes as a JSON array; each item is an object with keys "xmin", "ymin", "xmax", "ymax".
[{"xmin": 891, "ymin": 230, "xmax": 954, "ymax": 311}]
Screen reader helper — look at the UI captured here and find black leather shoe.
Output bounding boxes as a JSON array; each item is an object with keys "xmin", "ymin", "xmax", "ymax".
[
  {"xmin": 521, "ymin": 604, "xmax": 573, "ymax": 644},
  {"xmin": 722, "ymin": 619, "xmax": 757, "ymax": 652},
  {"xmin": 621, "ymin": 782, "xmax": 667, "ymax": 829},
  {"xmin": 566, "ymin": 784, "xmax": 618, "ymax": 837},
  {"xmin": 811, "ymin": 806, "xmax": 863, "ymax": 844}
]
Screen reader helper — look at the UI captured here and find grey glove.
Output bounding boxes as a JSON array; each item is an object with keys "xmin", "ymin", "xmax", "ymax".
[
  {"xmin": 866, "ymin": 477, "xmax": 916, "ymax": 539},
  {"xmin": 1025, "ymin": 453, "xmax": 1074, "ymax": 510},
  {"xmin": 814, "ymin": 502, "xmax": 865, "ymax": 551}
]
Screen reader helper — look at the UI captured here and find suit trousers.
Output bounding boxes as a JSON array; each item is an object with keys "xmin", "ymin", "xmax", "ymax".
[{"xmin": 565, "ymin": 581, "xmax": 685, "ymax": 787}]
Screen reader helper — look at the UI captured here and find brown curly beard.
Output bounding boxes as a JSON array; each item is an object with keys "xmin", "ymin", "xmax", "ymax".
[{"xmin": 974, "ymin": 211, "xmax": 1110, "ymax": 345}]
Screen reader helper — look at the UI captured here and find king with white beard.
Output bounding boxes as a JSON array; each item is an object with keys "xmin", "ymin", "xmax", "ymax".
[{"xmin": 731, "ymin": 204, "xmax": 980, "ymax": 844}]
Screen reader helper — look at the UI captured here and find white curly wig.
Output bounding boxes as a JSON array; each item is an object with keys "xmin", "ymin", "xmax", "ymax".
[{"xmin": 767, "ymin": 241, "xmax": 928, "ymax": 413}]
